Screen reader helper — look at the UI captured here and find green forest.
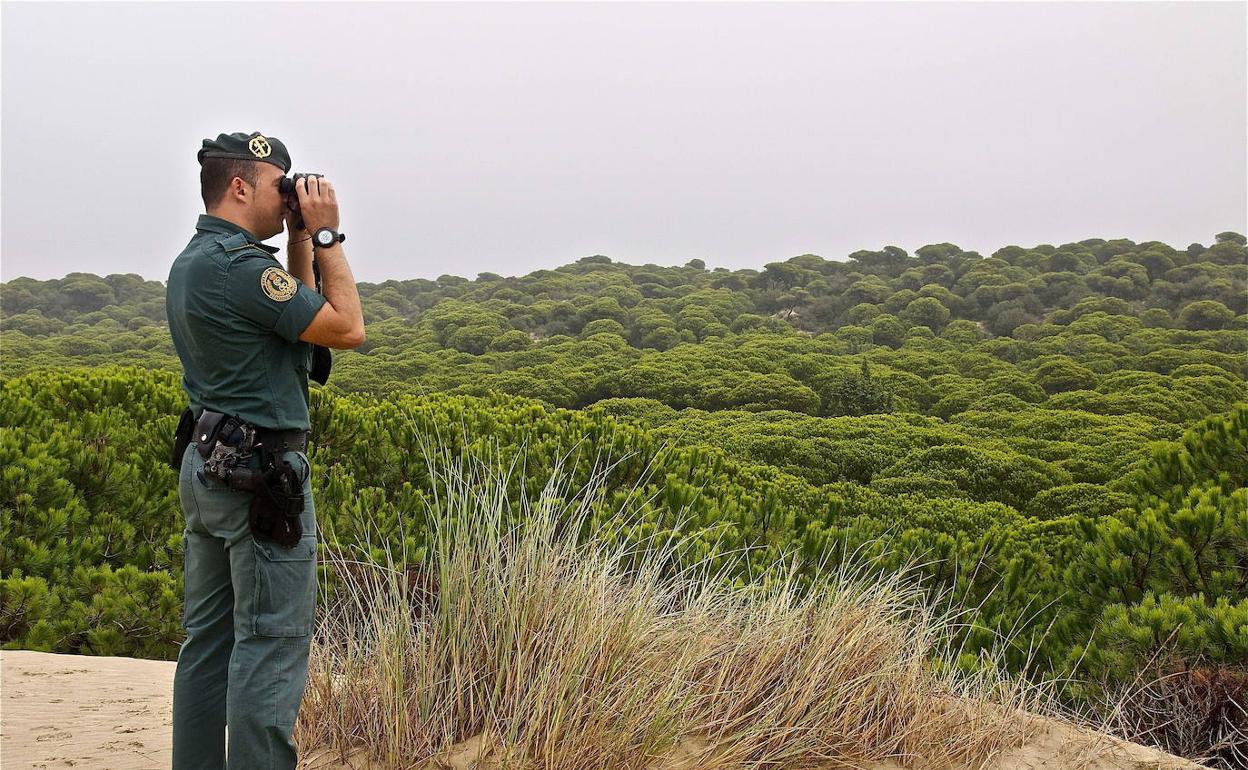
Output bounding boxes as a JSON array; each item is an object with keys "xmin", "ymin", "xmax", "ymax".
[{"xmin": 1, "ymin": 232, "xmax": 1245, "ymax": 765}]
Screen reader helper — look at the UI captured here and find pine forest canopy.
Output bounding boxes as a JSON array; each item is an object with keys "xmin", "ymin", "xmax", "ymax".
[{"xmin": 1, "ymin": 232, "xmax": 1245, "ymax": 419}]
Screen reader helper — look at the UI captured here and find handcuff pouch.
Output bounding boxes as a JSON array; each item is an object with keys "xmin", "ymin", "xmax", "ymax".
[{"xmin": 195, "ymin": 410, "xmax": 229, "ymax": 459}]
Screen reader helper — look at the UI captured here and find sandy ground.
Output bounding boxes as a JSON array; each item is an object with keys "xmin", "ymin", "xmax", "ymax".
[
  {"xmin": 2, "ymin": 650, "xmax": 174, "ymax": 769},
  {"xmin": 1, "ymin": 649, "xmax": 1212, "ymax": 770}
]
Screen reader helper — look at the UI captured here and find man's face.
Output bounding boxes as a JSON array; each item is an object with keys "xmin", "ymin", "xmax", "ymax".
[{"xmin": 252, "ymin": 163, "xmax": 288, "ymax": 239}]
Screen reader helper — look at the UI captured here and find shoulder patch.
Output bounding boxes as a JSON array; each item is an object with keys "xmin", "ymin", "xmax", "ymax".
[{"xmin": 260, "ymin": 267, "xmax": 298, "ymax": 302}]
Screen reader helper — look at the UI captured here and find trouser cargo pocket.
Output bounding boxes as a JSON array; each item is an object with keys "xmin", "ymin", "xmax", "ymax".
[{"xmin": 252, "ymin": 534, "xmax": 317, "ymax": 637}]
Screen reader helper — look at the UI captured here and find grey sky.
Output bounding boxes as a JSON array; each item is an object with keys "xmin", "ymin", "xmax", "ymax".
[{"xmin": 2, "ymin": 1, "xmax": 1244, "ymax": 285}]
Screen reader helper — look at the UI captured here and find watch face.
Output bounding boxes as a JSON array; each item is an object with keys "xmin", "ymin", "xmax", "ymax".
[{"xmin": 316, "ymin": 229, "xmax": 334, "ymax": 246}]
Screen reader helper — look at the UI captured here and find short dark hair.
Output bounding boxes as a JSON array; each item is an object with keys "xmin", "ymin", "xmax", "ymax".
[{"xmin": 200, "ymin": 157, "xmax": 264, "ymax": 209}]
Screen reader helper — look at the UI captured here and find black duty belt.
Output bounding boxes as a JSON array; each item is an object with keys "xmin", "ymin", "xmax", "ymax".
[
  {"xmin": 193, "ymin": 410, "xmax": 309, "ymax": 454},
  {"xmin": 256, "ymin": 427, "xmax": 309, "ymax": 454}
]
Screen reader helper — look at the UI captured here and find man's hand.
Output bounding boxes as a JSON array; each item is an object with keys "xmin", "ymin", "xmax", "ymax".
[
  {"xmin": 284, "ymin": 203, "xmax": 308, "ymax": 239},
  {"xmin": 295, "ymin": 175, "xmax": 340, "ymax": 233}
]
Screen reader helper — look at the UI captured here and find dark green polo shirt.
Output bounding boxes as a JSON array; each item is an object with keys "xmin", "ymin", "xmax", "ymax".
[{"xmin": 166, "ymin": 214, "xmax": 327, "ymax": 431}]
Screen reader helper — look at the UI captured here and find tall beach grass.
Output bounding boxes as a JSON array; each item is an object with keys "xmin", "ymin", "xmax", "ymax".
[{"xmin": 294, "ymin": 425, "xmax": 1054, "ymax": 770}]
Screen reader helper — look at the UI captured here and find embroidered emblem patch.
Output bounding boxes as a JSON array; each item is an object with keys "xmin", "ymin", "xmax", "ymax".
[
  {"xmin": 260, "ymin": 266, "xmax": 296, "ymax": 302},
  {"xmin": 249, "ymin": 135, "xmax": 272, "ymax": 159}
]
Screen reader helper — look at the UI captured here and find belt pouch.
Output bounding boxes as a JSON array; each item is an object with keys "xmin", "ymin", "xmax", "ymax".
[
  {"xmin": 194, "ymin": 410, "xmax": 228, "ymax": 459},
  {"xmin": 170, "ymin": 407, "xmax": 195, "ymax": 471}
]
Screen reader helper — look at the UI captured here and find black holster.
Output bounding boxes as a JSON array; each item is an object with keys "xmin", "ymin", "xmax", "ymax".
[{"xmin": 247, "ymin": 444, "xmax": 306, "ymax": 549}]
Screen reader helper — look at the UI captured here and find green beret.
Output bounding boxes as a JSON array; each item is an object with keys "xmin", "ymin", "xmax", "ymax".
[{"xmin": 198, "ymin": 131, "xmax": 290, "ymax": 173}]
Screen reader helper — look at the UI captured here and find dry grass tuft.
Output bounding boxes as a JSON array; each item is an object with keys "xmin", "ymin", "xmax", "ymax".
[
  {"xmin": 1091, "ymin": 659, "xmax": 1246, "ymax": 769},
  {"xmin": 294, "ymin": 434, "xmax": 1048, "ymax": 770}
]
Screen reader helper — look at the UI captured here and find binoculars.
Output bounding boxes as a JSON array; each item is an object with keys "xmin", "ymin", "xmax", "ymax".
[{"xmin": 279, "ymin": 172, "xmax": 323, "ymax": 231}]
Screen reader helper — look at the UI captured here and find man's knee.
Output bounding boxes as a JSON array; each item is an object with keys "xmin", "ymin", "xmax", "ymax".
[{"xmin": 229, "ymin": 634, "xmax": 312, "ymax": 731}]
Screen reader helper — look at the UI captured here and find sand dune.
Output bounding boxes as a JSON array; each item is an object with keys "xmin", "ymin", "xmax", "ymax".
[{"xmin": 1, "ymin": 649, "xmax": 1211, "ymax": 770}]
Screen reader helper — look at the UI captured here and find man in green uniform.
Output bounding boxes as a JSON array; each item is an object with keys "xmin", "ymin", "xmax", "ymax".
[{"xmin": 166, "ymin": 131, "xmax": 365, "ymax": 770}]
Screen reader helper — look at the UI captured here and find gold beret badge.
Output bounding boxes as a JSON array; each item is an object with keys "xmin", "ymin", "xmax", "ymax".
[{"xmin": 249, "ymin": 135, "xmax": 272, "ymax": 159}]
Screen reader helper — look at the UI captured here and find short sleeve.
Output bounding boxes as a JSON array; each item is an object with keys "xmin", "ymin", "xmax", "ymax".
[{"xmin": 225, "ymin": 256, "xmax": 327, "ymax": 343}]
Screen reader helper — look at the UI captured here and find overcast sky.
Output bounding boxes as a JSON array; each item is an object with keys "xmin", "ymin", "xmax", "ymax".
[{"xmin": 2, "ymin": 1, "xmax": 1244, "ymax": 286}]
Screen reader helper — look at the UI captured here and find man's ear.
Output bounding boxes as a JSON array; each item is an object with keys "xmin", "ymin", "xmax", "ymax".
[{"xmin": 230, "ymin": 176, "xmax": 250, "ymax": 203}]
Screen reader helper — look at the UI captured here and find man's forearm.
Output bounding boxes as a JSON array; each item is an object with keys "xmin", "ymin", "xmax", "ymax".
[
  {"xmin": 314, "ymin": 244, "xmax": 364, "ymax": 331},
  {"xmin": 286, "ymin": 236, "xmax": 315, "ymax": 288}
]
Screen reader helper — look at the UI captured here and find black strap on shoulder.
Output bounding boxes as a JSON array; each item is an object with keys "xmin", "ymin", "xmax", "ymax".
[{"xmin": 309, "ymin": 255, "xmax": 333, "ymax": 385}]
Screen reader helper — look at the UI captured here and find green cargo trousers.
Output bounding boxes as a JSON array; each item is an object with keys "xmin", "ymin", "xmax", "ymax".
[{"xmin": 172, "ymin": 441, "xmax": 318, "ymax": 770}]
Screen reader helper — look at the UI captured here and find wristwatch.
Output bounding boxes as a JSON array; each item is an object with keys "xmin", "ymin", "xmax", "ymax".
[{"xmin": 312, "ymin": 227, "xmax": 346, "ymax": 248}]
